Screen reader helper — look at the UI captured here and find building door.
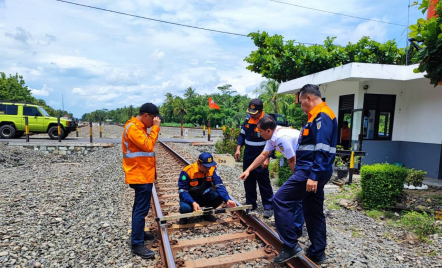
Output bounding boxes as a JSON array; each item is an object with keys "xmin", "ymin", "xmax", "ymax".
[
  {"xmin": 350, "ymin": 109, "xmax": 364, "ymax": 152},
  {"xmin": 338, "ymin": 94, "xmax": 355, "ymax": 149}
]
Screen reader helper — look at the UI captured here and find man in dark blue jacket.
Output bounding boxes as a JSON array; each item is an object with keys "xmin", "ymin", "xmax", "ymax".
[
  {"xmin": 178, "ymin": 152, "xmax": 236, "ymax": 224},
  {"xmin": 235, "ymin": 99, "xmax": 273, "ymax": 218},
  {"xmin": 273, "ymin": 84, "xmax": 337, "ymax": 265}
]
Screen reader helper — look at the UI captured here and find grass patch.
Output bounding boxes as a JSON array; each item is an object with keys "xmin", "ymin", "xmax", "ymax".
[
  {"xmin": 326, "ymin": 183, "xmax": 361, "ymax": 210},
  {"xmin": 365, "ymin": 210, "xmax": 399, "ymax": 220},
  {"xmin": 400, "ymin": 211, "xmax": 439, "ymax": 241},
  {"xmin": 351, "ymin": 227, "xmax": 363, "ymax": 237}
]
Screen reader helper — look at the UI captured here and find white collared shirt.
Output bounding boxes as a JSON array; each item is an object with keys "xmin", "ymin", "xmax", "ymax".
[{"xmin": 264, "ymin": 126, "xmax": 300, "ymax": 159}]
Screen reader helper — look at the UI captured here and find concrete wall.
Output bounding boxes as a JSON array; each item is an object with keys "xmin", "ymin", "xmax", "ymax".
[
  {"xmin": 362, "ymin": 140, "xmax": 442, "ymax": 179},
  {"xmin": 18, "ymin": 144, "xmax": 114, "ymax": 156}
]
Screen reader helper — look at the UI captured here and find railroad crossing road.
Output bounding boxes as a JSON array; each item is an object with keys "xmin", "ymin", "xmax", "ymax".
[{"xmin": 0, "ymin": 137, "xmax": 220, "ymax": 144}]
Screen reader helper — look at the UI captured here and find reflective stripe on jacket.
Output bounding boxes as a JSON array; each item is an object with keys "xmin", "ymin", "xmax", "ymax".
[
  {"xmin": 295, "ymin": 102, "xmax": 337, "ymax": 180},
  {"xmin": 122, "ymin": 117, "xmax": 159, "ymax": 184},
  {"xmin": 237, "ymin": 112, "xmax": 267, "ymax": 162},
  {"xmin": 178, "ymin": 162, "xmax": 230, "ymax": 205}
]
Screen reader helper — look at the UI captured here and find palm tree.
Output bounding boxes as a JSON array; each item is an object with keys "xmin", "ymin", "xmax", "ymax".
[
  {"xmin": 254, "ymin": 79, "xmax": 288, "ymax": 114},
  {"xmin": 184, "ymin": 87, "xmax": 198, "ymax": 99},
  {"xmin": 173, "ymin": 97, "xmax": 187, "ymax": 120}
]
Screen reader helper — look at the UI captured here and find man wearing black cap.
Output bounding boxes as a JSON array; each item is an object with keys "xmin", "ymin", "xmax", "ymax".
[
  {"xmin": 178, "ymin": 152, "xmax": 237, "ymax": 224},
  {"xmin": 122, "ymin": 103, "xmax": 161, "ymax": 259},
  {"xmin": 235, "ymin": 99, "xmax": 274, "ymax": 218}
]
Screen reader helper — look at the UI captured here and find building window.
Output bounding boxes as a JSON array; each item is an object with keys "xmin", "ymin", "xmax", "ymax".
[{"xmin": 363, "ymin": 94, "xmax": 396, "ymax": 140}]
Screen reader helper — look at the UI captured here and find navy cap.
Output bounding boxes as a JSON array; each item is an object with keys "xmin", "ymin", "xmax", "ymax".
[
  {"xmin": 198, "ymin": 152, "xmax": 217, "ymax": 167},
  {"xmin": 247, "ymin": 99, "xmax": 263, "ymax": 115},
  {"xmin": 139, "ymin": 103, "xmax": 163, "ymax": 120}
]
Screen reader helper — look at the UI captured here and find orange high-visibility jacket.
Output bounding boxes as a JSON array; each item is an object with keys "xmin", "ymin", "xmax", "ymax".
[{"xmin": 122, "ymin": 117, "xmax": 159, "ymax": 184}]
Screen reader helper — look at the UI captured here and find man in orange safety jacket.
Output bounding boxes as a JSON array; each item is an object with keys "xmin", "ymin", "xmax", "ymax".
[{"xmin": 122, "ymin": 103, "xmax": 161, "ymax": 259}]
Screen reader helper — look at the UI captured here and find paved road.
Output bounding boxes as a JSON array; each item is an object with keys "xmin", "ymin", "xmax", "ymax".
[{"xmin": 0, "ymin": 137, "xmax": 221, "ymax": 145}]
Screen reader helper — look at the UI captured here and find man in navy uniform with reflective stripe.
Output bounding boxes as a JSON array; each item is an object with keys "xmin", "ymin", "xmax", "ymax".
[
  {"xmin": 178, "ymin": 152, "xmax": 237, "ymax": 224},
  {"xmin": 235, "ymin": 99, "xmax": 273, "ymax": 218},
  {"xmin": 273, "ymin": 84, "xmax": 337, "ymax": 265}
]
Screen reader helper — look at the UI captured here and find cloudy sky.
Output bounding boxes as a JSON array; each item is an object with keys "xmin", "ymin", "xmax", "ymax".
[{"xmin": 0, "ymin": 0, "xmax": 424, "ymax": 117}]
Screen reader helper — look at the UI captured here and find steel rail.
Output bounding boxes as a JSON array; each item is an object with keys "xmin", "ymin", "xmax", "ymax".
[
  {"xmin": 156, "ymin": 141, "xmax": 317, "ymax": 268},
  {"xmin": 229, "ymin": 197, "xmax": 318, "ymax": 268}
]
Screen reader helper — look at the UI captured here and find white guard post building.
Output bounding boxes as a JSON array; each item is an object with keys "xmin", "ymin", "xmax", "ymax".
[{"xmin": 279, "ymin": 63, "xmax": 442, "ymax": 180}]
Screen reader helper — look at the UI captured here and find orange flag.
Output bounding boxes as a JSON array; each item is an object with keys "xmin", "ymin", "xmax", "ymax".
[{"xmin": 208, "ymin": 97, "xmax": 220, "ymax": 110}]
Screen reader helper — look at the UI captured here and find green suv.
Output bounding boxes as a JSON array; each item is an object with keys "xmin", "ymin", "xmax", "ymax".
[{"xmin": 0, "ymin": 101, "xmax": 77, "ymax": 140}]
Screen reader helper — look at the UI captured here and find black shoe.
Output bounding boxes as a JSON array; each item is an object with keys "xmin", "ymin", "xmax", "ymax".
[
  {"xmin": 178, "ymin": 218, "xmax": 188, "ymax": 225},
  {"xmin": 144, "ymin": 231, "xmax": 155, "ymax": 241},
  {"xmin": 306, "ymin": 253, "xmax": 327, "ymax": 265},
  {"xmin": 131, "ymin": 245, "xmax": 155, "ymax": 259},
  {"xmin": 274, "ymin": 244, "xmax": 303, "ymax": 263},
  {"xmin": 203, "ymin": 214, "xmax": 217, "ymax": 222},
  {"xmin": 263, "ymin": 209, "xmax": 273, "ymax": 219}
]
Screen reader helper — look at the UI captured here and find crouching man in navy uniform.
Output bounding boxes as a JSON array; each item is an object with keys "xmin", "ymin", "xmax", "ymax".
[
  {"xmin": 178, "ymin": 152, "xmax": 237, "ymax": 224},
  {"xmin": 273, "ymin": 84, "xmax": 337, "ymax": 265}
]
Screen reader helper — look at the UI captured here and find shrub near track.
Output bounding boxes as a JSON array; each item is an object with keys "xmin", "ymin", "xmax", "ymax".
[{"xmin": 361, "ymin": 164, "xmax": 408, "ymax": 209}]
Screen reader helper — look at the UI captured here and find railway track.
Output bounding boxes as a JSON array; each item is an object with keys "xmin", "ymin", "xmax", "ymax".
[{"xmin": 149, "ymin": 141, "xmax": 319, "ymax": 268}]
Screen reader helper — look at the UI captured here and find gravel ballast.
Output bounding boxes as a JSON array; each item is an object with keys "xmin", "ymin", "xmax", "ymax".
[{"xmin": 0, "ymin": 143, "xmax": 156, "ymax": 268}]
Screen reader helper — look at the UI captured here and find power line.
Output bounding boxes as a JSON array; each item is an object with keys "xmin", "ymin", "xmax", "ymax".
[
  {"xmin": 56, "ymin": 0, "xmax": 319, "ymax": 45},
  {"xmin": 270, "ymin": 0, "xmax": 407, "ymax": 27}
]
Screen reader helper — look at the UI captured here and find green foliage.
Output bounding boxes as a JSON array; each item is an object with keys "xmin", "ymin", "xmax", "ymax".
[
  {"xmin": 401, "ymin": 211, "xmax": 439, "ymax": 240},
  {"xmin": 268, "ymin": 159, "xmax": 278, "ymax": 179},
  {"xmin": 245, "ymin": 33, "xmax": 408, "ymax": 83},
  {"xmin": 215, "ymin": 127, "xmax": 242, "ymax": 160},
  {"xmin": 405, "ymin": 168, "xmax": 428, "ymax": 187},
  {"xmin": 0, "ymin": 73, "xmax": 35, "ymax": 102},
  {"xmin": 81, "ymin": 80, "xmax": 307, "ymax": 127},
  {"xmin": 409, "ymin": 0, "xmax": 442, "ymax": 87},
  {"xmin": 276, "ymin": 153, "xmax": 292, "ymax": 186},
  {"xmin": 161, "ymin": 122, "xmax": 195, "ymax": 127},
  {"xmin": 360, "ymin": 164, "xmax": 409, "ymax": 209},
  {"xmin": 0, "ymin": 72, "xmax": 73, "ymax": 119}
]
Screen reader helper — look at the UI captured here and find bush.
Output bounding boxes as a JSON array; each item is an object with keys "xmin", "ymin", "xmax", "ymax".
[
  {"xmin": 215, "ymin": 127, "xmax": 243, "ymax": 160},
  {"xmin": 268, "ymin": 159, "xmax": 278, "ymax": 179},
  {"xmin": 360, "ymin": 164, "xmax": 408, "ymax": 209},
  {"xmin": 276, "ymin": 152, "xmax": 292, "ymax": 186},
  {"xmin": 405, "ymin": 168, "xmax": 427, "ymax": 187},
  {"xmin": 401, "ymin": 211, "xmax": 439, "ymax": 240}
]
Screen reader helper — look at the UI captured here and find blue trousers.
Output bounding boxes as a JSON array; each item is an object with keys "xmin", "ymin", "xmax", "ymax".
[
  {"xmin": 243, "ymin": 160, "xmax": 273, "ymax": 210},
  {"xmin": 129, "ymin": 183, "xmax": 153, "ymax": 246},
  {"xmin": 179, "ymin": 190, "xmax": 223, "ymax": 213},
  {"xmin": 273, "ymin": 170, "xmax": 331, "ymax": 258},
  {"xmin": 292, "ymin": 200, "xmax": 305, "ymax": 237}
]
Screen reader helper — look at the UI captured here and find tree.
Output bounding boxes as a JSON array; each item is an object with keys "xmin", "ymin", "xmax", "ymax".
[
  {"xmin": 254, "ymin": 79, "xmax": 288, "ymax": 114},
  {"xmin": 409, "ymin": 0, "xmax": 442, "ymax": 87},
  {"xmin": 217, "ymin": 84, "xmax": 237, "ymax": 96},
  {"xmin": 244, "ymin": 32, "xmax": 409, "ymax": 83},
  {"xmin": 173, "ymin": 97, "xmax": 187, "ymax": 120},
  {"xmin": 0, "ymin": 73, "xmax": 35, "ymax": 102}
]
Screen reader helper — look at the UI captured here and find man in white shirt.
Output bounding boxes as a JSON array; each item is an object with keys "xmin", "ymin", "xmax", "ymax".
[{"xmin": 238, "ymin": 115, "xmax": 304, "ymax": 238}]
